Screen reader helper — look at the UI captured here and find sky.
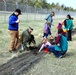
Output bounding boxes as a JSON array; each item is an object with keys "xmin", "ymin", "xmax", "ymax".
[{"xmin": 46, "ymin": 0, "xmax": 76, "ymax": 9}]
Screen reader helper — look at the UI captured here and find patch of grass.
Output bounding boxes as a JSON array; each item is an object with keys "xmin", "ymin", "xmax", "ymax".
[{"xmin": 0, "ymin": 14, "xmax": 76, "ymax": 75}]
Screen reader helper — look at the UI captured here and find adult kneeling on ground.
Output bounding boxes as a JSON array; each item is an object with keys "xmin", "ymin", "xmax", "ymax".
[{"xmin": 19, "ymin": 26, "xmax": 36, "ymax": 52}]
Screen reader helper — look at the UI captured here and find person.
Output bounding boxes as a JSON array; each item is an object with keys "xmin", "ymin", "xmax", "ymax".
[
  {"xmin": 45, "ymin": 11, "xmax": 55, "ymax": 28},
  {"xmin": 46, "ymin": 28, "xmax": 68, "ymax": 58},
  {"xmin": 57, "ymin": 22, "xmax": 62, "ymax": 29},
  {"xmin": 63, "ymin": 14, "xmax": 74, "ymax": 41},
  {"xmin": 43, "ymin": 21, "xmax": 51, "ymax": 38},
  {"xmin": 56, "ymin": 22, "xmax": 66, "ymax": 37},
  {"xmin": 45, "ymin": 11, "xmax": 55, "ymax": 38},
  {"xmin": 56, "ymin": 22, "xmax": 68, "ymax": 33},
  {"xmin": 8, "ymin": 9, "xmax": 21, "ymax": 52},
  {"xmin": 19, "ymin": 26, "xmax": 36, "ymax": 52},
  {"xmin": 38, "ymin": 38, "xmax": 51, "ymax": 53}
]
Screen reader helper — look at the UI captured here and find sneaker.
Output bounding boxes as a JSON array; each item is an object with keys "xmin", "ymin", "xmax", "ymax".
[
  {"xmin": 19, "ymin": 44, "xmax": 25, "ymax": 52},
  {"xmin": 9, "ymin": 50, "xmax": 13, "ymax": 53},
  {"xmin": 9, "ymin": 48, "xmax": 18, "ymax": 53},
  {"xmin": 21, "ymin": 45, "xmax": 24, "ymax": 51},
  {"xmin": 58, "ymin": 55, "xmax": 63, "ymax": 58}
]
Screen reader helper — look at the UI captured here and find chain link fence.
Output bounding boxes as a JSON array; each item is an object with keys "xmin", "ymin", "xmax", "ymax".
[{"xmin": 0, "ymin": 1, "xmax": 76, "ymax": 23}]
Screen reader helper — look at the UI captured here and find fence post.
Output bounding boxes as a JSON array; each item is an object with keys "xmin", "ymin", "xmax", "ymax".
[
  {"xmin": 3, "ymin": 0, "xmax": 6, "ymax": 22},
  {"xmin": 34, "ymin": 6, "xmax": 36, "ymax": 21},
  {"xmin": 15, "ymin": 2, "xmax": 18, "ymax": 9},
  {"xmin": 40, "ymin": 7, "xmax": 42, "ymax": 20},
  {"xmin": 26, "ymin": 4, "xmax": 28, "ymax": 21}
]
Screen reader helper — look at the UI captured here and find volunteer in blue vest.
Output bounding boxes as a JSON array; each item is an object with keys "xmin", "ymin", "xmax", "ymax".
[
  {"xmin": 8, "ymin": 9, "xmax": 21, "ymax": 52},
  {"xmin": 46, "ymin": 28, "xmax": 68, "ymax": 58}
]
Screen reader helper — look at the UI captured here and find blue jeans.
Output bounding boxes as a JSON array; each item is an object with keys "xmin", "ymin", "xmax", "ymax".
[
  {"xmin": 43, "ymin": 28, "xmax": 51, "ymax": 38},
  {"xmin": 46, "ymin": 46, "xmax": 66, "ymax": 57},
  {"xmin": 48, "ymin": 27, "xmax": 51, "ymax": 35},
  {"xmin": 43, "ymin": 33, "xmax": 48, "ymax": 38}
]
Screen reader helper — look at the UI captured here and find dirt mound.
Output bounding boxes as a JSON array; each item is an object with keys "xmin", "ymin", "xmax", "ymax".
[{"xmin": 0, "ymin": 45, "xmax": 45, "ymax": 75}]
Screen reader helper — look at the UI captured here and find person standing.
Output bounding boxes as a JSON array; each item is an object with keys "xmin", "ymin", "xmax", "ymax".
[
  {"xmin": 8, "ymin": 9, "xmax": 21, "ymax": 52},
  {"xmin": 45, "ymin": 11, "xmax": 55, "ymax": 38},
  {"xmin": 43, "ymin": 21, "xmax": 51, "ymax": 38},
  {"xmin": 63, "ymin": 14, "xmax": 74, "ymax": 41}
]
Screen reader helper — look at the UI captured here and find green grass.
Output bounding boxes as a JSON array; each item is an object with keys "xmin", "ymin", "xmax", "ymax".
[
  {"xmin": 0, "ymin": 20, "xmax": 46, "ymax": 64},
  {"xmin": 0, "ymin": 14, "xmax": 76, "ymax": 75},
  {"xmin": 23, "ymin": 36, "xmax": 76, "ymax": 75}
]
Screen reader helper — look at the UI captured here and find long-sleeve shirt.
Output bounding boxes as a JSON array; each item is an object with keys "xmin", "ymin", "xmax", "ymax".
[
  {"xmin": 55, "ymin": 32, "xmax": 66, "ymax": 44},
  {"xmin": 39, "ymin": 41, "xmax": 51, "ymax": 51},
  {"xmin": 64, "ymin": 19, "xmax": 73, "ymax": 30},
  {"xmin": 45, "ymin": 14, "xmax": 53, "ymax": 27},
  {"xmin": 20, "ymin": 29, "xmax": 31, "ymax": 44},
  {"xmin": 54, "ymin": 34, "xmax": 68, "ymax": 51},
  {"xmin": 44, "ymin": 24, "xmax": 49, "ymax": 33},
  {"xmin": 8, "ymin": 13, "xmax": 19, "ymax": 31}
]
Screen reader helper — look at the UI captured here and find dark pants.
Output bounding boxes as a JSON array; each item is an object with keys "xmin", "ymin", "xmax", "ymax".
[
  {"xmin": 43, "ymin": 28, "xmax": 51, "ymax": 38},
  {"xmin": 48, "ymin": 27, "xmax": 51, "ymax": 35},
  {"xmin": 43, "ymin": 33, "xmax": 48, "ymax": 38},
  {"xmin": 46, "ymin": 46, "xmax": 66, "ymax": 57},
  {"xmin": 67, "ymin": 30, "xmax": 72, "ymax": 41}
]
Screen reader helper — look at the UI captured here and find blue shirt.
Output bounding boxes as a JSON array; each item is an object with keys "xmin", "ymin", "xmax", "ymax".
[
  {"xmin": 8, "ymin": 13, "xmax": 18, "ymax": 31},
  {"xmin": 45, "ymin": 14, "xmax": 53, "ymax": 28}
]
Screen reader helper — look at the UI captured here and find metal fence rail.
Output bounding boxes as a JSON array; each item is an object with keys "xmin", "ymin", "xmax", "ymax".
[{"xmin": 0, "ymin": 1, "xmax": 76, "ymax": 23}]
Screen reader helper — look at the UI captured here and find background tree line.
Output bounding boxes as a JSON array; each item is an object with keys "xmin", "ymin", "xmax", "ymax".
[{"xmin": 3, "ymin": 0, "xmax": 76, "ymax": 11}]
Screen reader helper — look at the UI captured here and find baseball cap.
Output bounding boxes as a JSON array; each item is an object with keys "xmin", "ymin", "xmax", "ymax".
[
  {"xmin": 15, "ymin": 9, "xmax": 21, "ymax": 15},
  {"xmin": 29, "ymin": 26, "xmax": 33, "ymax": 30}
]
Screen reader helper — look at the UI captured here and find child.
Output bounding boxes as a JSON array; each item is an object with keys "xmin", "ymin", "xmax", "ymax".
[
  {"xmin": 39, "ymin": 38, "xmax": 51, "ymax": 53},
  {"xmin": 43, "ymin": 21, "xmax": 51, "ymax": 38}
]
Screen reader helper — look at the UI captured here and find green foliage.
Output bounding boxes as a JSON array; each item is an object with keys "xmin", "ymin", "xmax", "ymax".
[
  {"xmin": 6, "ymin": 0, "xmax": 76, "ymax": 11},
  {"xmin": 50, "ymin": 3, "xmax": 55, "ymax": 9},
  {"xmin": 20, "ymin": 0, "xmax": 23, "ymax": 3},
  {"xmin": 34, "ymin": 0, "xmax": 41, "ymax": 8},
  {"xmin": 40, "ymin": 0, "xmax": 48, "ymax": 8}
]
